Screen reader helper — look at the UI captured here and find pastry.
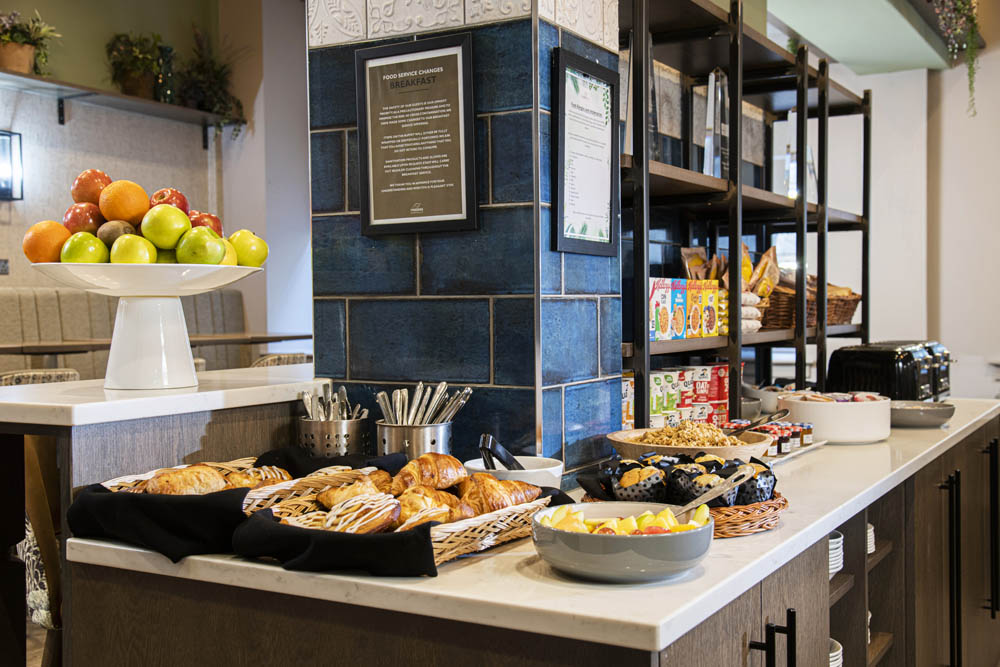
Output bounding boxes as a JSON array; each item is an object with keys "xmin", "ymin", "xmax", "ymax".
[
  {"xmin": 456, "ymin": 473, "xmax": 542, "ymax": 515},
  {"xmin": 395, "ymin": 506, "xmax": 452, "ymax": 532},
  {"xmin": 395, "ymin": 485, "xmax": 474, "ymax": 527},
  {"xmin": 364, "ymin": 469, "xmax": 392, "ymax": 494},
  {"xmin": 145, "ymin": 465, "xmax": 227, "ymax": 495},
  {"xmin": 316, "ymin": 477, "xmax": 383, "ymax": 509},
  {"xmin": 613, "ymin": 466, "xmax": 665, "ymax": 503},
  {"xmin": 390, "ymin": 453, "xmax": 468, "ymax": 495},
  {"xmin": 322, "ymin": 493, "xmax": 400, "ymax": 533},
  {"xmin": 225, "ymin": 466, "xmax": 292, "ymax": 490}
]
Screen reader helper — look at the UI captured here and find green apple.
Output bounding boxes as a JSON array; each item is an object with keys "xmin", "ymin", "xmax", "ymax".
[
  {"xmin": 176, "ymin": 228, "xmax": 225, "ymax": 265},
  {"xmin": 60, "ymin": 232, "xmax": 109, "ymax": 263},
  {"xmin": 110, "ymin": 234, "xmax": 157, "ymax": 263},
  {"xmin": 228, "ymin": 229, "xmax": 268, "ymax": 267},
  {"xmin": 140, "ymin": 204, "xmax": 191, "ymax": 250},
  {"xmin": 220, "ymin": 239, "xmax": 238, "ymax": 265},
  {"xmin": 155, "ymin": 249, "xmax": 177, "ymax": 263}
]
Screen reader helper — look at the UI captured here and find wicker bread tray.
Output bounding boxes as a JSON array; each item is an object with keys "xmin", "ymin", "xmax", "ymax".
[
  {"xmin": 582, "ymin": 492, "xmax": 787, "ymax": 539},
  {"xmin": 241, "ymin": 467, "xmax": 375, "ymax": 515},
  {"xmin": 102, "ymin": 457, "xmax": 259, "ymax": 492},
  {"xmin": 429, "ymin": 496, "xmax": 551, "ymax": 565}
]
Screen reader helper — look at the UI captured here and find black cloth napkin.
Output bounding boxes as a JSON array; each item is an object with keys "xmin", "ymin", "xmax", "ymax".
[
  {"xmin": 576, "ymin": 473, "xmax": 615, "ymax": 501},
  {"xmin": 232, "ymin": 487, "xmax": 576, "ymax": 577},
  {"xmin": 67, "ymin": 485, "xmax": 250, "ymax": 563},
  {"xmin": 253, "ymin": 447, "xmax": 408, "ymax": 478}
]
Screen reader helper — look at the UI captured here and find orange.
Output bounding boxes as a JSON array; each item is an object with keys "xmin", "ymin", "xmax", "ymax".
[
  {"xmin": 23, "ymin": 220, "xmax": 72, "ymax": 263},
  {"xmin": 99, "ymin": 180, "xmax": 150, "ymax": 225}
]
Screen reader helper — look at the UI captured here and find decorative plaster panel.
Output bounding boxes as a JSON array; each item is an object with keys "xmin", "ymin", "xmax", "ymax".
[
  {"xmin": 602, "ymin": 0, "xmax": 617, "ymax": 52},
  {"xmin": 539, "ymin": 0, "xmax": 555, "ymax": 21},
  {"xmin": 466, "ymin": 0, "xmax": 531, "ymax": 25},
  {"xmin": 368, "ymin": 0, "xmax": 464, "ymax": 37},
  {"xmin": 307, "ymin": 0, "xmax": 367, "ymax": 47}
]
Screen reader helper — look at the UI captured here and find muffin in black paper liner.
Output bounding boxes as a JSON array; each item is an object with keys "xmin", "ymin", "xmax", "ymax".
[
  {"xmin": 735, "ymin": 462, "xmax": 777, "ymax": 505},
  {"xmin": 613, "ymin": 466, "xmax": 666, "ymax": 502},
  {"xmin": 663, "ymin": 463, "xmax": 706, "ymax": 504},
  {"xmin": 690, "ymin": 473, "xmax": 738, "ymax": 507}
]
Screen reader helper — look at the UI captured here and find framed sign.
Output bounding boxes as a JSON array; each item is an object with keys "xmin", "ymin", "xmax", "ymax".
[
  {"xmin": 355, "ymin": 34, "xmax": 477, "ymax": 235},
  {"xmin": 552, "ymin": 48, "xmax": 620, "ymax": 256}
]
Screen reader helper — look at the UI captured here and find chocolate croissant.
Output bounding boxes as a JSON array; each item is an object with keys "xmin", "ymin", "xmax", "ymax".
[
  {"xmin": 390, "ymin": 453, "xmax": 468, "ymax": 495},
  {"xmin": 394, "ymin": 485, "xmax": 474, "ymax": 528},
  {"xmin": 457, "ymin": 473, "xmax": 542, "ymax": 515}
]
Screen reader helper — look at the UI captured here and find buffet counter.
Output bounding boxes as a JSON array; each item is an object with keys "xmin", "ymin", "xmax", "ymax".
[{"xmin": 65, "ymin": 398, "xmax": 1000, "ymax": 661}]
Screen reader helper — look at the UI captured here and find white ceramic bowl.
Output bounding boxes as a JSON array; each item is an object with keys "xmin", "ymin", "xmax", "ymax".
[
  {"xmin": 463, "ymin": 456, "xmax": 564, "ymax": 488},
  {"xmin": 742, "ymin": 383, "xmax": 785, "ymax": 414},
  {"xmin": 779, "ymin": 395, "xmax": 891, "ymax": 444}
]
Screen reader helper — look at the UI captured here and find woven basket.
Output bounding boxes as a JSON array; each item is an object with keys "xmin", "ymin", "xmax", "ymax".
[
  {"xmin": 710, "ymin": 491, "xmax": 788, "ymax": 538},
  {"xmin": 761, "ymin": 286, "xmax": 861, "ymax": 329},
  {"xmin": 242, "ymin": 467, "xmax": 375, "ymax": 514},
  {"xmin": 429, "ymin": 497, "xmax": 551, "ymax": 565},
  {"xmin": 102, "ymin": 457, "xmax": 259, "ymax": 492}
]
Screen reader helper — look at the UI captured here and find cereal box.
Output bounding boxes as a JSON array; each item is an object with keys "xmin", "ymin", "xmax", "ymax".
[
  {"xmin": 672, "ymin": 367, "xmax": 694, "ymax": 407},
  {"xmin": 650, "ymin": 279, "xmax": 672, "ymax": 342},
  {"xmin": 709, "ymin": 400, "xmax": 729, "ymax": 427},
  {"xmin": 691, "ymin": 402, "xmax": 712, "ymax": 423},
  {"xmin": 621, "ymin": 374, "xmax": 634, "ymax": 429},
  {"xmin": 687, "ymin": 365, "xmax": 712, "ymax": 403},
  {"xmin": 702, "ymin": 280, "xmax": 719, "ymax": 336},
  {"xmin": 670, "ymin": 279, "xmax": 687, "ymax": 339},
  {"xmin": 718, "ymin": 287, "xmax": 729, "ymax": 336},
  {"xmin": 686, "ymin": 280, "xmax": 703, "ymax": 337}
]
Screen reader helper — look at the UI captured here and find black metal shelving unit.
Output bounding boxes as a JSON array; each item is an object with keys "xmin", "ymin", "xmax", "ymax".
[{"xmin": 622, "ymin": 0, "xmax": 871, "ymax": 427}]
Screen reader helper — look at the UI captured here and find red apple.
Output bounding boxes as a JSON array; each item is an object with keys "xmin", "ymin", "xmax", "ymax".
[
  {"xmin": 71, "ymin": 169, "xmax": 112, "ymax": 206},
  {"xmin": 63, "ymin": 202, "xmax": 105, "ymax": 235},
  {"xmin": 188, "ymin": 210, "xmax": 223, "ymax": 237},
  {"xmin": 149, "ymin": 188, "xmax": 190, "ymax": 215}
]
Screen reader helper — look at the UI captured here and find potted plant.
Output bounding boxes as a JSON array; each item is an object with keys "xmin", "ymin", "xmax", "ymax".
[
  {"xmin": 175, "ymin": 27, "xmax": 246, "ymax": 136},
  {"xmin": 105, "ymin": 32, "xmax": 162, "ymax": 98},
  {"xmin": 932, "ymin": 0, "xmax": 981, "ymax": 115},
  {"xmin": 0, "ymin": 11, "xmax": 59, "ymax": 75}
]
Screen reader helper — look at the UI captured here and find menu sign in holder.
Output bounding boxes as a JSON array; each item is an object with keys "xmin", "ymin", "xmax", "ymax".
[
  {"xmin": 552, "ymin": 48, "xmax": 620, "ymax": 256},
  {"xmin": 355, "ymin": 34, "xmax": 477, "ymax": 236}
]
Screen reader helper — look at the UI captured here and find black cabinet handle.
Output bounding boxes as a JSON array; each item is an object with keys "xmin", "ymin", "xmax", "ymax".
[
  {"xmin": 749, "ymin": 609, "xmax": 796, "ymax": 667},
  {"xmin": 985, "ymin": 438, "xmax": 999, "ymax": 619},
  {"xmin": 940, "ymin": 472, "xmax": 963, "ymax": 666}
]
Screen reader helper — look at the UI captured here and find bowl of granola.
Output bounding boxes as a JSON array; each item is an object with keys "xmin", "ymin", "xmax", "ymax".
[{"xmin": 606, "ymin": 421, "xmax": 773, "ymax": 461}]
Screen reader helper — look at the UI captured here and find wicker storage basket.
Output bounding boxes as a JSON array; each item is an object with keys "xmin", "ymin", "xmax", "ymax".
[{"xmin": 761, "ymin": 285, "xmax": 861, "ymax": 329}]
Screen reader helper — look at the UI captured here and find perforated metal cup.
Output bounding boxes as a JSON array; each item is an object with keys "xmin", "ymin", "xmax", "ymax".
[
  {"xmin": 376, "ymin": 421, "xmax": 452, "ymax": 459},
  {"xmin": 297, "ymin": 417, "xmax": 369, "ymax": 457}
]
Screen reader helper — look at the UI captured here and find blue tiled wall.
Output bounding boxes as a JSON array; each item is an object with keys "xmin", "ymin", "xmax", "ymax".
[{"xmin": 309, "ymin": 18, "xmax": 623, "ymax": 477}]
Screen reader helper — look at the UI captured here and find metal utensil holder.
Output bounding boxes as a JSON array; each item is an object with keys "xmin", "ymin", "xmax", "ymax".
[
  {"xmin": 377, "ymin": 421, "xmax": 452, "ymax": 459},
  {"xmin": 298, "ymin": 417, "xmax": 369, "ymax": 457}
]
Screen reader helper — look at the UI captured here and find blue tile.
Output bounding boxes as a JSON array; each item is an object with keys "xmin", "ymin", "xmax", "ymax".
[
  {"xmin": 539, "ymin": 111, "xmax": 552, "ymax": 204},
  {"xmin": 541, "ymin": 299, "xmax": 598, "ymax": 385},
  {"xmin": 472, "ymin": 20, "xmax": 533, "ymax": 113},
  {"xmin": 560, "ymin": 30, "xmax": 618, "ymax": 73},
  {"xmin": 599, "ymin": 297, "xmax": 622, "ymax": 376},
  {"xmin": 565, "ymin": 252, "xmax": 621, "ymax": 295},
  {"xmin": 542, "ymin": 387, "xmax": 563, "ymax": 459},
  {"xmin": 312, "ymin": 216, "xmax": 415, "ymax": 295},
  {"xmin": 539, "ymin": 19, "xmax": 559, "ymax": 112},
  {"xmin": 311, "ymin": 132, "xmax": 345, "ymax": 213},
  {"xmin": 420, "ymin": 206, "xmax": 534, "ymax": 295},
  {"xmin": 347, "ymin": 129, "xmax": 359, "ymax": 212},
  {"xmin": 539, "ymin": 207, "xmax": 561, "ymax": 295},
  {"xmin": 308, "ymin": 45, "xmax": 358, "ymax": 129},
  {"xmin": 451, "ymin": 387, "xmax": 536, "ymax": 461},
  {"xmin": 564, "ymin": 378, "xmax": 620, "ymax": 469},
  {"xmin": 493, "ymin": 298, "xmax": 533, "ymax": 387},
  {"xmin": 476, "ymin": 117, "xmax": 489, "ymax": 204},
  {"xmin": 313, "ymin": 299, "xmax": 347, "ymax": 378},
  {"xmin": 491, "ymin": 111, "xmax": 533, "ymax": 203},
  {"xmin": 349, "ymin": 299, "xmax": 490, "ymax": 382}
]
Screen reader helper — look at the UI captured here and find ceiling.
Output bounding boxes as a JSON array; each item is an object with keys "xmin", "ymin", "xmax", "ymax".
[{"xmin": 768, "ymin": 0, "xmax": 951, "ymax": 74}]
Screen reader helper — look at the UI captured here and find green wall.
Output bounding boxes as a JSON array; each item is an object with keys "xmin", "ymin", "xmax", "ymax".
[
  {"xmin": 710, "ymin": 0, "xmax": 766, "ymax": 34},
  {"xmin": 8, "ymin": 0, "xmax": 218, "ymax": 91}
]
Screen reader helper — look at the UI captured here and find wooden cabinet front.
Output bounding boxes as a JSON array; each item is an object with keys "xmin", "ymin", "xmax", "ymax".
[
  {"xmin": 761, "ymin": 539, "xmax": 830, "ymax": 667},
  {"xmin": 660, "ymin": 584, "xmax": 761, "ymax": 667}
]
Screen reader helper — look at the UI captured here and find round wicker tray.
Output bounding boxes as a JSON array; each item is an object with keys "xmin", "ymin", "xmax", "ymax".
[{"xmin": 582, "ymin": 491, "xmax": 788, "ymax": 539}]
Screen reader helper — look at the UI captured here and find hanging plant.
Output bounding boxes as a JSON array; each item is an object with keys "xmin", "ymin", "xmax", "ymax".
[
  {"xmin": 175, "ymin": 27, "xmax": 246, "ymax": 138},
  {"xmin": 931, "ymin": 0, "xmax": 980, "ymax": 115}
]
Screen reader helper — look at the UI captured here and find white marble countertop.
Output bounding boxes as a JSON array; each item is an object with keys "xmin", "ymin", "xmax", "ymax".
[
  {"xmin": 67, "ymin": 398, "xmax": 1000, "ymax": 652},
  {"xmin": 0, "ymin": 364, "xmax": 321, "ymax": 426}
]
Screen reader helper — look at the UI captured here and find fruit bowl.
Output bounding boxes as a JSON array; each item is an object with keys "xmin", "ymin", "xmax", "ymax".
[
  {"xmin": 32, "ymin": 263, "xmax": 260, "ymax": 390},
  {"xmin": 532, "ymin": 502, "xmax": 713, "ymax": 583}
]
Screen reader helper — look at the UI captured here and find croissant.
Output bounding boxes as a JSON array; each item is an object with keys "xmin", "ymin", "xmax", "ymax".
[
  {"xmin": 457, "ymin": 473, "xmax": 542, "ymax": 515},
  {"xmin": 394, "ymin": 485, "xmax": 475, "ymax": 528},
  {"xmin": 146, "ymin": 465, "xmax": 227, "ymax": 495},
  {"xmin": 390, "ymin": 453, "xmax": 468, "ymax": 495},
  {"xmin": 365, "ymin": 469, "xmax": 392, "ymax": 494},
  {"xmin": 225, "ymin": 466, "xmax": 292, "ymax": 490},
  {"xmin": 317, "ymin": 477, "xmax": 383, "ymax": 509}
]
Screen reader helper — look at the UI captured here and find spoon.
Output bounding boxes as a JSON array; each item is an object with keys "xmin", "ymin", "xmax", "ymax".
[
  {"xmin": 726, "ymin": 409, "xmax": 791, "ymax": 437},
  {"xmin": 674, "ymin": 464, "xmax": 756, "ymax": 519}
]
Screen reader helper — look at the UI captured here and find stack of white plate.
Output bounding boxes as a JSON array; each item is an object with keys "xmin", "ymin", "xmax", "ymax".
[
  {"xmin": 829, "ymin": 530, "xmax": 845, "ymax": 579},
  {"xmin": 829, "ymin": 638, "xmax": 844, "ymax": 667},
  {"xmin": 867, "ymin": 523, "xmax": 876, "ymax": 555},
  {"xmin": 867, "ymin": 610, "xmax": 872, "ymax": 645}
]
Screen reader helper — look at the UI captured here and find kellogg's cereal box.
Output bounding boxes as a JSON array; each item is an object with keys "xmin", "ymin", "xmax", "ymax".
[
  {"xmin": 650, "ymin": 279, "xmax": 672, "ymax": 342},
  {"xmin": 686, "ymin": 280, "xmax": 703, "ymax": 337},
  {"xmin": 670, "ymin": 279, "xmax": 687, "ymax": 339},
  {"xmin": 702, "ymin": 280, "xmax": 719, "ymax": 336}
]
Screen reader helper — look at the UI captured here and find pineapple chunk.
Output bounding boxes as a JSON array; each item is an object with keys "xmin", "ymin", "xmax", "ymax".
[
  {"xmin": 595, "ymin": 518, "xmax": 622, "ymax": 535},
  {"xmin": 584, "ymin": 518, "xmax": 606, "ymax": 528},
  {"xmin": 691, "ymin": 504, "xmax": 710, "ymax": 527},
  {"xmin": 647, "ymin": 516, "xmax": 671, "ymax": 531},
  {"xmin": 554, "ymin": 516, "xmax": 589, "ymax": 533},
  {"xmin": 550, "ymin": 505, "xmax": 570, "ymax": 526},
  {"xmin": 618, "ymin": 515, "xmax": 639, "ymax": 535},
  {"xmin": 637, "ymin": 512, "xmax": 659, "ymax": 530},
  {"xmin": 670, "ymin": 523, "xmax": 697, "ymax": 533},
  {"xmin": 539, "ymin": 515, "xmax": 552, "ymax": 527},
  {"xmin": 656, "ymin": 507, "xmax": 679, "ymax": 528}
]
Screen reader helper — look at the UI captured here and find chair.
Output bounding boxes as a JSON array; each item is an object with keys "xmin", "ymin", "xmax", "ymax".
[
  {"xmin": 3, "ymin": 368, "xmax": 80, "ymax": 667},
  {"xmin": 250, "ymin": 353, "xmax": 313, "ymax": 368}
]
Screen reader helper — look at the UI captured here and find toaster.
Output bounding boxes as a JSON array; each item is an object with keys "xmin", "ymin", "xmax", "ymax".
[
  {"xmin": 827, "ymin": 342, "xmax": 935, "ymax": 401},
  {"xmin": 877, "ymin": 340, "xmax": 951, "ymax": 398}
]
